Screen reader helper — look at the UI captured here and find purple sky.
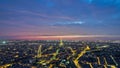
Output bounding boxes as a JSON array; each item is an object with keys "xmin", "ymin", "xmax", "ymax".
[{"xmin": 0, "ymin": 0, "xmax": 120, "ymax": 40}]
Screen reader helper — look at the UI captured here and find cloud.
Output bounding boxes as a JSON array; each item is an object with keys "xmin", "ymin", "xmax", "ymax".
[
  {"xmin": 53, "ymin": 21, "xmax": 85, "ymax": 26},
  {"xmin": 74, "ymin": 21, "xmax": 85, "ymax": 24},
  {"xmin": 15, "ymin": 10, "xmax": 77, "ymax": 21}
]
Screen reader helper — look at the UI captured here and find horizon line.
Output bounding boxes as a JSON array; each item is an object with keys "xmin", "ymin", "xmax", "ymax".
[{"xmin": 7, "ymin": 35, "xmax": 120, "ymax": 38}]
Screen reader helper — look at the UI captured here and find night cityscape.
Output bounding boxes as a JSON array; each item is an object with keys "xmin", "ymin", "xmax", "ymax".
[
  {"xmin": 0, "ymin": 0, "xmax": 120, "ymax": 68},
  {"xmin": 0, "ymin": 40, "xmax": 120, "ymax": 68}
]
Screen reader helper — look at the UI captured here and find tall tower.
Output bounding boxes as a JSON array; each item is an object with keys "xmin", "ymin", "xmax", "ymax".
[{"xmin": 59, "ymin": 38, "xmax": 64, "ymax": 47}]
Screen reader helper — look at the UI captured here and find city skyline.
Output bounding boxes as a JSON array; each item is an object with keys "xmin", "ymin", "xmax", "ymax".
[{"xmin": 0, "ymin": 0, "xmax": 120, "ymax": 40}]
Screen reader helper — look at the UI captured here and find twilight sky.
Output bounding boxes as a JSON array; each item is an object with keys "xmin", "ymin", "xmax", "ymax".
[{"xmin": 0, "ymin": 0, "xmax": 120, "ymax": 40}]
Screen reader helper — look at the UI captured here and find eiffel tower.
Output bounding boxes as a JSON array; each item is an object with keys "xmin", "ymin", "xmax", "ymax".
[{"xmin": 59, "ymin": 38, "xmax": 64, "ymax": 47}]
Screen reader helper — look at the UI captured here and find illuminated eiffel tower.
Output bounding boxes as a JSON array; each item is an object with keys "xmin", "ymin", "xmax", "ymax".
[{"xmin": 59, "ymin": 38, "xmax": 64, "ymax": 47}]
